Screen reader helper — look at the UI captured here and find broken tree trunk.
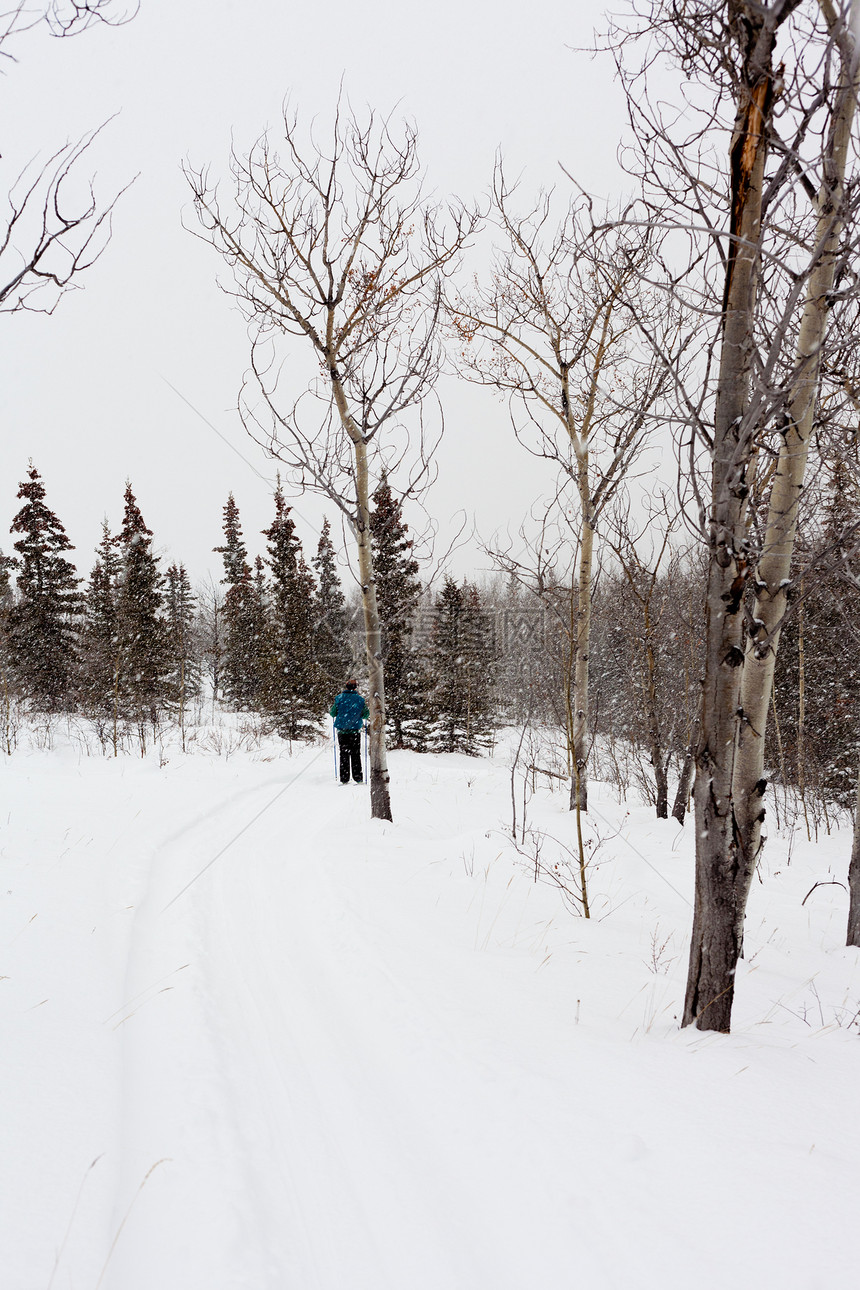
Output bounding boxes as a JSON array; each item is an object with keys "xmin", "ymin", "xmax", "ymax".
[{"xmin": 683, "ymin": 18, "xmax": 778, "ymax": 1032}]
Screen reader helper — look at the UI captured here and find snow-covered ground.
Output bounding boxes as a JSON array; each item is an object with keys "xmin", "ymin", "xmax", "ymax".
[{"xmin": 3, "ymin": 721, "xmax": 859, "ymax": 1289}]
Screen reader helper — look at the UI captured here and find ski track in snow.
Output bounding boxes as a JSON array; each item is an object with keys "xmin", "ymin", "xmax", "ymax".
[
  {"xmin": 99, "ymin": 752, "xmax": 613, "ymax": 1289},
  {"xmin": 107, "ymin": 754, "xmax": 543, "ymax": 1289}
]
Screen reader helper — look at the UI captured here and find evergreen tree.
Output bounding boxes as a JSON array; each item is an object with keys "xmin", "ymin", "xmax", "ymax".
[
  {"xmin": 261, "ymin": 482, "xmax": 319, "ymax": 739},
  {"xmin": 312, "ymin": 517, "xmax": 353, "ymax": 700},
  {"xmin": 428, "ymin": 577, "xmax": 495, "ymax": 754},
  {"xmin": 113, "ymin": 483, "xmax": 169, "ymax": 730},
  {"xmin": 214, "ymin": 493, "xmax": 264, "ymax": 709},
  {"xmin": 0, "ymin": 548, "xmax": 18, "ymax": 742},
  {"xmin": 0, "ymin": 551, "xmax": 15, "ymax": 603},
  {"xmin": 369, "ymin": 476, "xmax": 426, "ymax": 747},
  {"xmin": 165, "ymin": 563, "xmax": 199, "ymax": 735},
  {"xmin": 8, "ymin": 465, "xmax": 81, "ymax": 709},
  {"xmin": 80, "ymin": 519, "xmax": 120, "ymax": 723}
]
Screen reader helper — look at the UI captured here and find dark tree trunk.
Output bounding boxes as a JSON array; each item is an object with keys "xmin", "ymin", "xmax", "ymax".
[{"xmin": 654, "ymin": 758, "xmax": 669, "ymax": 819}]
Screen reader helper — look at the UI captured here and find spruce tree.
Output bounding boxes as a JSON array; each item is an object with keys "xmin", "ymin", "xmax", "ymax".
[
  {"xmin": 312, "ymin": 517, "xmax": 353, "ymax": 701},
  {"xmin": 0, "ymin": 549, "xmax": 18, "ymax": 744},
  {"xmin": 165, "ymin": 563, "xmax": 199, "ymax": 741},
  {"xmin": 8, "ymin": 465, "xmax": 81, "ymax": 709},
  {"xmin": 80, "ymin": 519, "xmax": 120, "ymax": 724},
  {"xmin": 428, "ymin": 577, "xmax": 495, "ymax": 754},
  {"xmin": 369, "ymin": 476, "xmax": 425, "ymax": 747},
  {"xmin": 0, "ymin": 551, "xmax": 15, "ymax": 604},
  {"xmin": 261, "ymin": 482, "xmax": 319, "ymax": 739},
  {"xmin": 214, "ymin": 493, "xmax": 264, "ymax": 709},
  {"xmin": 113, "ymin": 483, "xmax": 169, "ymax": 731}
]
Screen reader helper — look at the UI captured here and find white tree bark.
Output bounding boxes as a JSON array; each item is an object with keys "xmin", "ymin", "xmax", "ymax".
[
  {"xmin": 734, "ymin": 0, "xmax": 860, "ymax": 911},
  {"xmin": 332, "ymin": 375, "xmax": 393, "ymax": 820},
  {"xmin": 684, "ymin": 17, "xmax": 777, "ymax": 1032}
]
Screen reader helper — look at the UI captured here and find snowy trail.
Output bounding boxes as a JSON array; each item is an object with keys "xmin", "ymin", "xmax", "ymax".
[
  {"xmin": 101, "ymin": 769, "xmax": 298, "ymax": 1289},
  {"xmin": 100, "ymin": 752, "xmax": 609, "ymax": 1288},
  {"xmin": 160, "ymin": 763, "xmax": 561, "ymax": 1289},
  {"xmin": 6, "ymin": 740, "xmax": 860, "ymax": 1289}
]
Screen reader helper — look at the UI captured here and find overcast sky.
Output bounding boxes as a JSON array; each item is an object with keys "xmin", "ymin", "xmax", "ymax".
[{"xmin": 1, "ymin": 0, "xmax": 633, "ymax": 588}]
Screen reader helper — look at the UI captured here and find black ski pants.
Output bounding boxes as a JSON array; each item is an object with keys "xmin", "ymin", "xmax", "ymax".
[{"xmin": 337, "ymin": 729, "xmax": 363, "ymax": 783}]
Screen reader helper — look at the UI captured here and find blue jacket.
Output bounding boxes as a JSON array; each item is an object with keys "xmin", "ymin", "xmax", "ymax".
[{"xmin": 330, "ymin": 690, "xmax": 369, "ymax": 731}]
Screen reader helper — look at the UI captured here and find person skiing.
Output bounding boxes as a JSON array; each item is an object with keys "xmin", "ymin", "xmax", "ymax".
[{"xmin": 330, "ymin": 678, "xmax": 369, "ymax": 784}]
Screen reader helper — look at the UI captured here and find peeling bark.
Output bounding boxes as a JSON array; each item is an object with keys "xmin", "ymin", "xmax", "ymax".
[
  {"xmin": 684, "ymin": 0, "xmax": 859, "ymax": 1030},
  {"xmin": 734, "ymin": 6, "xmax": 860, "ymax": 916},
  {"xmin": 684, "ymin": 8, "xmax": 779, "ymax": 1032}
]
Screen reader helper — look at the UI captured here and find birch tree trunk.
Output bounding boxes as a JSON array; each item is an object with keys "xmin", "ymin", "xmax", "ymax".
[
  {"xmin": 683, "ymin": 23, "xmax": 777, "ymax": 1031},
  {"xmin": 733, "ymin": 4, "xmax": 859, "ymax": 916},
  {"xmin": 684, "ymin": 0, "xmax": 859, "ymax": 1030},
  {"xmin": 570, "ymin": 466, "xmax": 594, "ymax": 811},
  {"xmin": 354, "ymin": 442, "xmax": 392, "ymax": 821},
  {"xmin": 332, "ymin": 374, "xmax": 393, "ymax": 821},
  {"xmin": 848, "ymin": 758, "xmax": 860, "ymax": 946},
  {"xmin": 671, "ymin": 713, "xmax": 699, "ymax": 824}
]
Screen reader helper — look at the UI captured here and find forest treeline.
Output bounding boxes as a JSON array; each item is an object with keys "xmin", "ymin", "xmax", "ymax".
[
  {"xmin": 2, "ymin": 460, "xmax": 857, "ymax": 834},
  {"xmin": 0, "ymin": 465, "xmax": 496, "ymax": 758}
]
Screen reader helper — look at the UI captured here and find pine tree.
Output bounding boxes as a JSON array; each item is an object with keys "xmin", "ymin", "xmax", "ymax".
[
  {"xmin": 165, "ymin": 563, "xmax": 199, "ymax": 744},
  {"xmin": 8, "ymin": 465, "xmax": 81, "ymax": 709},
  {"xmin": 80, "ymin": 519, "xmax": 120, "ymax": 726},
  {"xmin": 312, "ymin": 517, "xmax": 353, "ymax": 701},
  {"xmin": 214, "ymin": 493, "xmax": 264, "ymax": 709},
  {"xmin": 0, "ymin": 548, "xmax": 18, "ymax": 748},
  {"xmin": 0, "ymin": 551, "xmax": 15, "ymax": 603},
  {"xmin": 369, "ymin": 477, "xmax": 426, "ymax": 747},
  {"xmin": 113, "ymin": 483, "xmax": 169, "ymax": 734},
  {"xmin": 261, "ymin": 482, "xmax": 319, "ymax": 739},
  {"xmin": 428, "ymin": 577, "xmax": 495, "ymax": 754}
]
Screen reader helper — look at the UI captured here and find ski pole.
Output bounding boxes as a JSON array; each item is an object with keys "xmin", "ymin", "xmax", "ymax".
[
  {"xmin": 364, "ymin": 723, "xmax": 369, "ymax": 787},
  {"xmin": 332, "ymin": 720, "xmax": 338, "ymax": 782}
]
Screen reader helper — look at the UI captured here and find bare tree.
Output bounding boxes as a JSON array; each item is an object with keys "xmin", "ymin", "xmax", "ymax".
[
  {"xmin": 1, "ymin": 1, "xmax": 135, "ymax": 48},
  {"xmin": 43, "ymin": 0, "xmax": 137, "ymax": 35},
  {"xmin": 185, "ymin": 103, "xmax": 478, "ymax": 820},
  {"xmin": 450, "ymin": 172, "xmax": 670, "ymax": 811},
  {"xmin": 0, "ymin": 1, "xmax": 135, "ymax": 313},
  {"xmin": 485, "ymin": 494, "xmax": 586, "ymax": 760},
  {"xmin": 602, "ymin": 494, "xmax": 684, "ymax": 818},
  {"xmin": 606, "ymin": 0, "xmax": 860, "ymax": 1030},
  {"xmin": 0, "ymin": 128, "xmax": 127, "ymax": 313}
]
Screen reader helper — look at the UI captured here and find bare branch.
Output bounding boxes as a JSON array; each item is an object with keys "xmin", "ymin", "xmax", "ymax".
[{"xmin": 0, "ymin": 122, "xmax": 133, "ymax": 313}]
